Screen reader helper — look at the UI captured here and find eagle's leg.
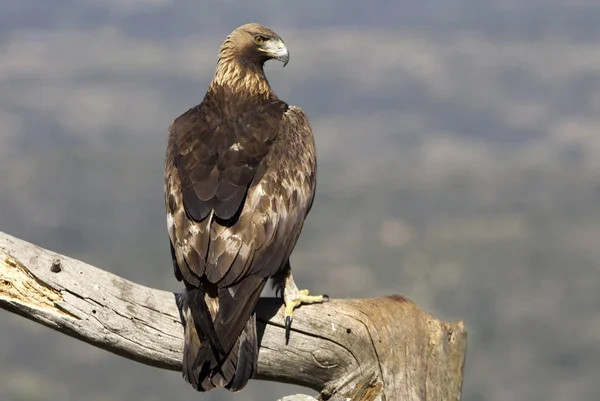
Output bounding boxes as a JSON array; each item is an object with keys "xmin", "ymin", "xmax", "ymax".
[{"xmin": 279, "ymin": 264, "xmax": 329, "ymax": 344}]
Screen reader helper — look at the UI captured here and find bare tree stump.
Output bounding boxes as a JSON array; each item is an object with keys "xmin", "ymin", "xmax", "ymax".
[{"xmin": 0, "ymin": 231, "xmax": 467, "ymax": 400}]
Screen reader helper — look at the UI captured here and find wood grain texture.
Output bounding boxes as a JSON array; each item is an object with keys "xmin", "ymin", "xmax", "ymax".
[{"xmin": 0, "ymin": 231, "xmax": 467, "ymax": 400}]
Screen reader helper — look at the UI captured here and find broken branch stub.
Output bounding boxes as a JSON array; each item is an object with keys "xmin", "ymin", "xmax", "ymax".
[{"xmin": 0, "ymin": 231, "xmax": 466, "ymax": 400}]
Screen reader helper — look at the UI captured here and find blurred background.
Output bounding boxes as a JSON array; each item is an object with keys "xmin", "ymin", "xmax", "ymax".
[{"xmin": 1, "ymin": 1, "xmax": 600, "ymax": 400}]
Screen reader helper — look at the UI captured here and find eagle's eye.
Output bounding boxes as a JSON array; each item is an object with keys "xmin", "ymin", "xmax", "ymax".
[{"xmin": 253, "ymin": 35, "xmax": 267, "ymax": 45}]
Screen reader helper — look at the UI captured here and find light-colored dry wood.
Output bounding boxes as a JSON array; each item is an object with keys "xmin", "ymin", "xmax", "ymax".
[{"xmin": 0, "ymin": 231, "xmax": 467, "ymax": 400}]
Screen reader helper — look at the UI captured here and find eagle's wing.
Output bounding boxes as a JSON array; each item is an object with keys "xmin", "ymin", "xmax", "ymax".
[{"xmin": 165, "ymin": 95, "xmax": 316, "ymax": 390}]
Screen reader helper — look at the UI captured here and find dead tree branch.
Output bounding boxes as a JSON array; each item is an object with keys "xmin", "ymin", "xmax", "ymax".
[{"xmin": 0, "ymin": 231, "xmax": 466, "ymax": 401}]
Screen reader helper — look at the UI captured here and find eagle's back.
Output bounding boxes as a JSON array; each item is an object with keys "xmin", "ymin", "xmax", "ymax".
[{"xmin": 164, "ymin": 87, "xmax": 316, "ymax": 390}]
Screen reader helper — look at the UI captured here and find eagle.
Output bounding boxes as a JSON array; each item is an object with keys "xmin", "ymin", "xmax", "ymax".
[{"xmin": 164, "ymin": 23, "xmax": 328, "ymax": 392}]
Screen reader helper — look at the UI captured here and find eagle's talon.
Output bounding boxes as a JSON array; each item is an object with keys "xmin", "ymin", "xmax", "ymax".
[
  {"xmin": 283, "ymin": 287, "xmax": 328, "ymax": 344},
  {"xmin": 283, "ymin": 295, "xmax": 300, "ymax": 345},
  {"xmin": 297, "ymin": 290, "xmax": 327, "ymax": 305},
  {"xmin": 284, "ymin": 315, "xmax": 292, "ymax": 345},
  {"xmin": 281, "ymin": 268, "xmax": 327, "ymax": 344}
]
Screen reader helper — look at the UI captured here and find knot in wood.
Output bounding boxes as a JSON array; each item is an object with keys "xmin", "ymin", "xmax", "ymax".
[{"xmin": 50, "ymin": 258, "xmax": 62, "ymax": 273}]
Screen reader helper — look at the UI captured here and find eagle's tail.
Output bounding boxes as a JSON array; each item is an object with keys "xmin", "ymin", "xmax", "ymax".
[{"xmin": 176, "ymin": 276, "xmax": 265, "ymax": 392}]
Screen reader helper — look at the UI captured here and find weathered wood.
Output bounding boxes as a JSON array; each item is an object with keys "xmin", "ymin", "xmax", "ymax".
[
  {"xmin": 278, "ymin": 396, "xmax": 318, "ymax": 401},
  {"xmin": 0, "ymin": 231, "xmax": 467, "ymax": 400}
]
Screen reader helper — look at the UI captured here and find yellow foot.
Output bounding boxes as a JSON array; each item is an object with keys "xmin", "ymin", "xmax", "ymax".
[{"xmin": 284, "ymin": 289, "xmax": 329, "ymax": 344}]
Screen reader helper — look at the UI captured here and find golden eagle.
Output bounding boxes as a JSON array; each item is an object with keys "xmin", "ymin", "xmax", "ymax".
[{"xmin": 164, "ymin": 23, "xmax": 327, "ymax": 392}]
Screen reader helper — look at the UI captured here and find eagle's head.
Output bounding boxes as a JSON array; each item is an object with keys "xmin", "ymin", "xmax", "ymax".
[{"xmin": 223, "ymin": 23, "xmax": 290, "ymax": 68}]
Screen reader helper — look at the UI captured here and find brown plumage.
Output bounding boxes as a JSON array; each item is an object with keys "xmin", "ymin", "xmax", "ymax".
[{"xmin": 164, "ymin": 23, "xmax": 317, "ymax": 391}]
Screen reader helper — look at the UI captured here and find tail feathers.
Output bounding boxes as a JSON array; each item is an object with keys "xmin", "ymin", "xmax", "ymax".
[
  {"xmin": 185, "ymin": 285, "xmax": 225, "ymax": 357},
  {"xmin": 179, "ymin": 283, "xmax": 262, "ymax": 392},
  {"xmin": 196, "ymin": 316, "xmax": 258, "ymax": 392},
  {"xmin": 181, "ymin": 307, "xmax": 203, "ymax": 389},
  {"xmin": 225, "ymin": 315, "xmax": 259, "ymax": 391}
]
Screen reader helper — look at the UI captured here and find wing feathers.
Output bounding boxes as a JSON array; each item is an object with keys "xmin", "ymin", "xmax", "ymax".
[
  {"xmin": 215, "ymin": 275, "xmax": 266, "ymax": 331},
  {"xmin": 193, "ymin": 167, "xmax": 219, "ymax": 201}
]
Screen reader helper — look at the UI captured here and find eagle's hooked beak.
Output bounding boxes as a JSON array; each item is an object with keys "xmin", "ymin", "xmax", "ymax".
[
  {"xmin": 276, "ymin": 44, "xmax": 290, "ymax": 67},
  {"xmin": 265, "ymin": 39, "xmax": 289, "ymax": 67}
]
